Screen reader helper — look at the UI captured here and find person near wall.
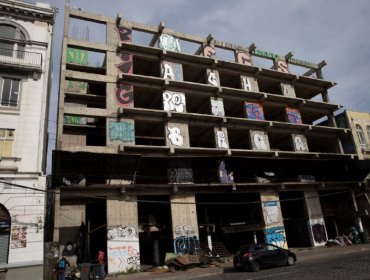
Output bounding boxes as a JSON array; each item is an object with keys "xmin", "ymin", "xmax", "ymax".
[{"xmin": 55, "ymin": 255, "xmax": 70, "ymax": 280}]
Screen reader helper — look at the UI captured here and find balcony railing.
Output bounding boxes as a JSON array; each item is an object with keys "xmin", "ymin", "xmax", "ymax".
[{"xmin": 0, "ymin": 48, "xmax": 42, "ymax": 67}]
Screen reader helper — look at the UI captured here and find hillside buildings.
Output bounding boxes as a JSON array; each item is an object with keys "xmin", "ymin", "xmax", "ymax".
[{"xmin": 0, "ymin": 1, "xmax": 55, "ymax": 279}]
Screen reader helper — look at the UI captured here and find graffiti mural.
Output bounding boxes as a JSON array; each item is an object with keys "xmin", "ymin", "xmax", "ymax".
[
  {"xmin": 286, "ymin": 107, "xmax": 302, "ymax": 124},
  {"xmin": 11, "ymin": 225, "xmax": 27, "ymax": 249},
  {"xmin": 167, "ymin": 126, "xmax": 184, "ymax": 147},
  {"xmin": 266, "ymin": 226, "xmax": 286, "ymax": 248},
  {"xmin": 207, "ymin": 70, "xmax": 218, "ymax": 86},
  {"xmin": 107, "ymin": 226, "xmax": 137, "ymax": 241},
  {"xmin": 116, "ymin": 25, "xmax": 132, "ymax": 43},
  {"xmin": 210, "ymin": 97, "xmax": 225, "ymax": 117},
  {"xmin": 292, "ymin": 134, "xmax": 309, "ymax": 152},
  {"xmin": 275, "ymin": 58, "xmax": 289, "ymax": 73},
  {"xmin": 174, "ymin": 225, "xmax": 200, "ymax": 255},
  {"xmin": 64, "ymin": 115, "xmax": 84, "ymax": 125},
  {"xmin": 216, "ymin": 130, "xmax": 228, "ymax": 149},
  {"xmin": 241, "ymin": 76, "xmax": 257, "ymax": 92},
  {"xmin": 66, "ymin": 47, "xmax": 88, "ymax": 65},
  {"xmin": 168, "ymin": 168, "xmax": 194, "ymax": 184},
  {"xmin": 311, "ymin": 223, "xmax": 327, "ymax": 245},
  {"xmin": 116, "ymin": 52, "xmax": 133, "ymax": 74},
  {"xmin": 107, "ymin": 242, "xmax": 140, "ymax": 273},
  {"xmin": 162, "ymin": 61, "xmax": 183, "ymax": 81},
  {"xmin": 203, "ymin": 45, "xmax": 216, "ymax": 58},
  {"xmin": 163, "ymin": 91, "xmax": 186, "ymax": 112},
  {"xmin": 115, "ymin": 83, "xmax": 134, "ymax": 108},
  {"xmin": 159, "ymin": 34, "xmax": 181, "ymax": 52},
  {"xmin": 263, "ymin": 201, "xmax": 279, "ymax": 226},
  {"xmin": 235, "ymin": 51, "xmax": 253, "ymax": 66},
  {"xmin": 109, "ymin": 121, "xmax": 135, "ymax": 143},
  {"xmin": 244, "ymin": 102, "xmax": 265, "ymax": 120},
  {"xmin": 250, "ymin": 130, "xmax": 270, "ymax": 151}
]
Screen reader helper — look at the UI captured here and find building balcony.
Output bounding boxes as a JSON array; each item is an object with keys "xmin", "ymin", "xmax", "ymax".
[{"xmin": 0, "ymin": 48, "xmax": 42, "ymax": 71}]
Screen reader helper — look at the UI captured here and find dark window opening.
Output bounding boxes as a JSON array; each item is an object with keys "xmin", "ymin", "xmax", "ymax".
[
  {"xmin": 219, "ymin": 70, "xmax": 241, "ymax": 88},
  {"xmin": 182, "ymin": 64, "xmax": 207, "ymax": 84},
  {"xmin": 189, "ymin": 125, "xmax": 216, "ymax": 148},
  {"xmin": 227, "ymin": 128, "xmax": 251, "ymax": 150},
  {"xmin": 268, "ymin": 132, "xmax": 293, "ymax": 152},
  {"xmin": 133, "ymin": 86, "xmax": 162, "ymax": 110},
  {"xmin": 135, "ymin": 120, "xmax": 165, "ymax": 146},
  {"xmin": 186, "ymin": 94, "xmax": 211, "ymax": 114},
  {"xmin": 133, "ymin": 56, "xmax": 160, "ymax": 77}
]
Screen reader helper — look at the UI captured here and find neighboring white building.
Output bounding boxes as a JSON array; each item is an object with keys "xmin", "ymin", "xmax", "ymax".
[{"xmin": 0, "ymin": 1, "xmax": 54, "ymax": 279}]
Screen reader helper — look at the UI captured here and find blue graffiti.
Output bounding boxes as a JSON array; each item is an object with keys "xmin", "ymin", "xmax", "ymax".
[
  {"xmin": 174, "ymin": 236, "xmax": 200, "ymax": 255},
  {"xmin": 266, "ymin": 226, "xmax": 286, "ymax": 247}
]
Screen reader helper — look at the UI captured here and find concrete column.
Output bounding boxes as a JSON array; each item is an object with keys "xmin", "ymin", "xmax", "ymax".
[
  {"xmin": 260, "ymin": 191, "xmax": 288, "ymax": 248},
  {"xmin": 304, "ymin": 190, "xmax": 328, "ymax": 247},
  {"xmin": 170, "ymin": 194, "xmax": 200, "ymax": 255},
  {"xmin": 106, "ymin": 197, "xmax": 140, "ymax": 274},
  {"xmin": 53, "ymin": 188, "xmax": 60, "ymax": 243}
]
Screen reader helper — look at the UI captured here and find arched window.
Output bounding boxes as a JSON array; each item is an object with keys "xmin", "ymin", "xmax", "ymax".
[
  {"xmin": 355, "ymin": 124, "xmax": 365, "ymax": 145},
  {"xmin": 0, "ymin": 204, "xmax": 11, "ymax": 264},
  {"xmin": 0, "ymin": 24, "xmax": 27, "ymax": 58}
]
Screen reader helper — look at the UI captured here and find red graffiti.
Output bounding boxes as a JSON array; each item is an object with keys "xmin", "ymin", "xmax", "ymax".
[
  {"xmin": 115, "ymin": 83, "xmax": 133, "ymax": 108},
  {"xmin": 116, "ymin": 25, "xmax": 132, "ymax": 43},
  {"xmin": 116, "ymin": 52, "xmax": 133, "ymax": 74},
  {"xmin": 203, "ymin": 45, "xmax": 216, "ymax": 58}
]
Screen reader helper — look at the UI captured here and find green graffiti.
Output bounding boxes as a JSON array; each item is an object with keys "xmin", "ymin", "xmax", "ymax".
[
  {"xmin": 66, "ymin": 80, "xmax": 87, "ymax": 93},
  {"xmin": 64, "ymin": 115, "xmax": 83, "ymax": 125},
  {"xmin": 109, "ymin": 122, "xmax": 135, "ymax": 142},
  {"xmin": 66, "ymin": 48, "xmax": 88, "ymax": 65}
]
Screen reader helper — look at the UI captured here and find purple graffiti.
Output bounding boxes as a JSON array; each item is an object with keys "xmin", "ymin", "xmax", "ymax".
[
  {"xmin": 115, "ymin": 83, "xmax": 133, "ymax": 108},
  {"xmin": 312, "ymin": 224, "xmax": 327, "ymax": 244},
  {"xmin": 286, "ymin": 107, "xmax": 302, "ymax": 124}
]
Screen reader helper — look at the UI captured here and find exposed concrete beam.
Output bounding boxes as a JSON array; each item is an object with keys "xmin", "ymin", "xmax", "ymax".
[{"xmin": 149, "ymin": 21, "xmax": 165, "ymax": 47}]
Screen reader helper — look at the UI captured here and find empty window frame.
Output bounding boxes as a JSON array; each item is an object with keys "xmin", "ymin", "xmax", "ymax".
[
  {"xmin": 0, "ymin": 129, "xmax": 14, "ymax": 157},
  {"xmin": 0, "ymin": 78, "xmax": 20, "ymax": 107}
]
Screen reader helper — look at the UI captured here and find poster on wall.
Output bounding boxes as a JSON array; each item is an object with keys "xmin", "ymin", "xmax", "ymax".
[{"xmin": 11, "ymin": 225, "xmax": 27, "ymax": 249}]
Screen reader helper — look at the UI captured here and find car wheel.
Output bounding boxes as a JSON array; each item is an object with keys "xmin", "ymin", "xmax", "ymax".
[
  {"xmin": 249, "ymin": 261, "xmax": 260, "ymax": 272},
  {"xmin": 286, "ymin": 255, "xmax": 295, "ymax": 266}
]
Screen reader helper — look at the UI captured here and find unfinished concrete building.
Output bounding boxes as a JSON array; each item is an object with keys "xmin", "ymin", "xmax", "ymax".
[{"xmin": 53, "ymin": 3, "xmax": 370, "ymax": 274}]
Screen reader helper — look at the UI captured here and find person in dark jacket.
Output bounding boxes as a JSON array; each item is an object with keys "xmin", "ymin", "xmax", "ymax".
[{"xmin": 55, "ymin": 255, "xmax": 70, "ymax": 280}]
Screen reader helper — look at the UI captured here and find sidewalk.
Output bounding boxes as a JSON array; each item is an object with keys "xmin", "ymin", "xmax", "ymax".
[{"xmin": 104, "ymin": 243, "xmax": 370, "ymax": 280}]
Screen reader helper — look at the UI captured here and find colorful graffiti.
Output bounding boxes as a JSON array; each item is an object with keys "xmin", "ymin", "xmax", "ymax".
[
  {"xmin": 159, "ymin": 34, "xmax": 181, "ymax": 52},
  {"xmin": 174, "ymin": 225, "xmax": 200, "ymax": 255},
  {"xmin": 211, "ymin": 97, "xmax": 225, "ymax": 117},
  {"xmin": 286, "ymin": 107, "xmax": 302, "ymax": 124},
  {"xmin": 109, "ymin": 121, "xmax": 135, "ymax": 142},
  {"xmin": 236, "ymin": 51, "xmax": 253, "ymax": 66},
  {"xmin": 163, "ymin": 91, "xmax": 186, "ymax": 112},
  {"xmin": 66, "ymin": 47, "xmax": 88, "ymax": 65},
  {"xmin": 203, "ymin": 45, "xmax": 216, "ymax": 58},
  {"xmin": 64, "ymin": 115, "xmax": 84, "ymax": 125},
  {"xmin": 116, "ymin": 25, "xmax": 132, "ymax": 43},
  {"xmin": 116, "ymin": 52, "xmax": 133, "ymax": 74},
  {"xmin": 107, "ymin": 242, "xmax": 140, "ymax": 273},
  {"xmin": 266, "ymin": 226, "xmax": 286, "ymax": 248},
  {"xmin": 245, "ymin": 102, "xmax": 265, "ymax": 120},
  {"xmin": 115, "ymin": 83, "xmax": 134, "ymax": 108},
  {"xmin": 312, "ymin": 223, "xmax": 327, "ymax": 245},
  {"xmin": 216, "ymin": 130, "xmax": 228, "ymax": 148},
  {"xmin": 162, "ymin": 61, "xmax": 183, "ymax": 81}
]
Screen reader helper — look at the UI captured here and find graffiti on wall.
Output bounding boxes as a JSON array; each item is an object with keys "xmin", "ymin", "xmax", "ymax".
[
  {"xmin": 266, "ymin": 226, "xmax": 286, "ymax": 248},
  {"xmin": 311, "ymin": 223, "xmax": 327, "ymax": 245},
  {"xmin": 286, "ymin": 107, "xmax": 302, "ymax": 124},
  {"xmin": 11, "ymin": 225, "xmax": 27, "ymax": 249},
  {"xmin": 281, "ymin": 83, "xmax": 295, "ymax": 97},
  {"xmin": 116, "ymin": 52, "xmax": 133, "ymax": 74},
  {"xmin": 115, "ymin": 83, "xmax": 134, "ymax": 108},
  {"xmin": 162, "ymin": 62, "xmax": 183, "ymax": 81},
  {"xmin": 216, "ymin": 130, "xmax": 229, "ymax": 149},
  {"xmin": 244, "ymin": 102, "xmax": 265, "ymax": 120},
  {"xmin": 168, "ymin": 168, "xmax": 194, "ymax": 184},
  {"xmin": 174, "ymin": 225, "xmax": 200, "ymax": 255},
  {"xmin": 66, "ymin": 47, "xmax": 88, "ymax": 65},
  {"xmin": 241, "ymin": 76, "xmax": 257, "ymax": 92},
  {"xmin": 167, "ymin": 126, "xmax": 184, "ymax": 147},
  {"xmin": 159, "ymin": 34, "xmax": 181, "ymax": 52},
  {"xmin": 235, "ymin": 51, "xmax": 253, "ymax": 66},
  {"xmin": 210, "ymin": 97, "xmax": 225, "ymax": 117},
  {"xmin": 66, "ymin": 80, "xmax": 87, "ymax": 94},
  {"xmin": 109, "ymin": 121, "xmax": 135, "ymax": 143},
  {"xmin": 250, "ymin": 130, "xmax": 269, "ymax": 151},
  {"xmin": 107, "ymin": 241, "xmax": 140, "ymax": 273},
  {"xmin": 275, "ymin": 58, "xmax": 289, "ymax": 73},
  {"xmin": 203, "ymin": 45, "xmax": 216, "ymax": 58},
  {"xmin": 107, "ymin": 226, "xmax": 138, "ymax": 241},
  {"xmin": 163, "ymin": 91, "xmax": 186, "ymax": 112},
  {"xmin": 207, "ymin": 70, "xmax": 218, "ymax": 86},
  {"xmin": 116, "ymin": 25, "xmax": 132, "ymax": 43},
  {"xmin": 292, "ymin": 134, "xmax": 309, "ymax": 152},
  {"xmin": 64, "ymin": 115, "xmax": 85, "ymax": 125},
  {"xmin": 263, "ymin": 201, "xmax": 279, "ymax": 226}
]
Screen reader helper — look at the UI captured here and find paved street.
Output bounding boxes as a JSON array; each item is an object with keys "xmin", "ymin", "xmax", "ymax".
[
  {"xmin": 202, "ymin": 247, "xmax": 370, "ymax": 280},
  {"xmin": 105, "ymin": 244, "xmax": 370, "ymax": 280}
]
